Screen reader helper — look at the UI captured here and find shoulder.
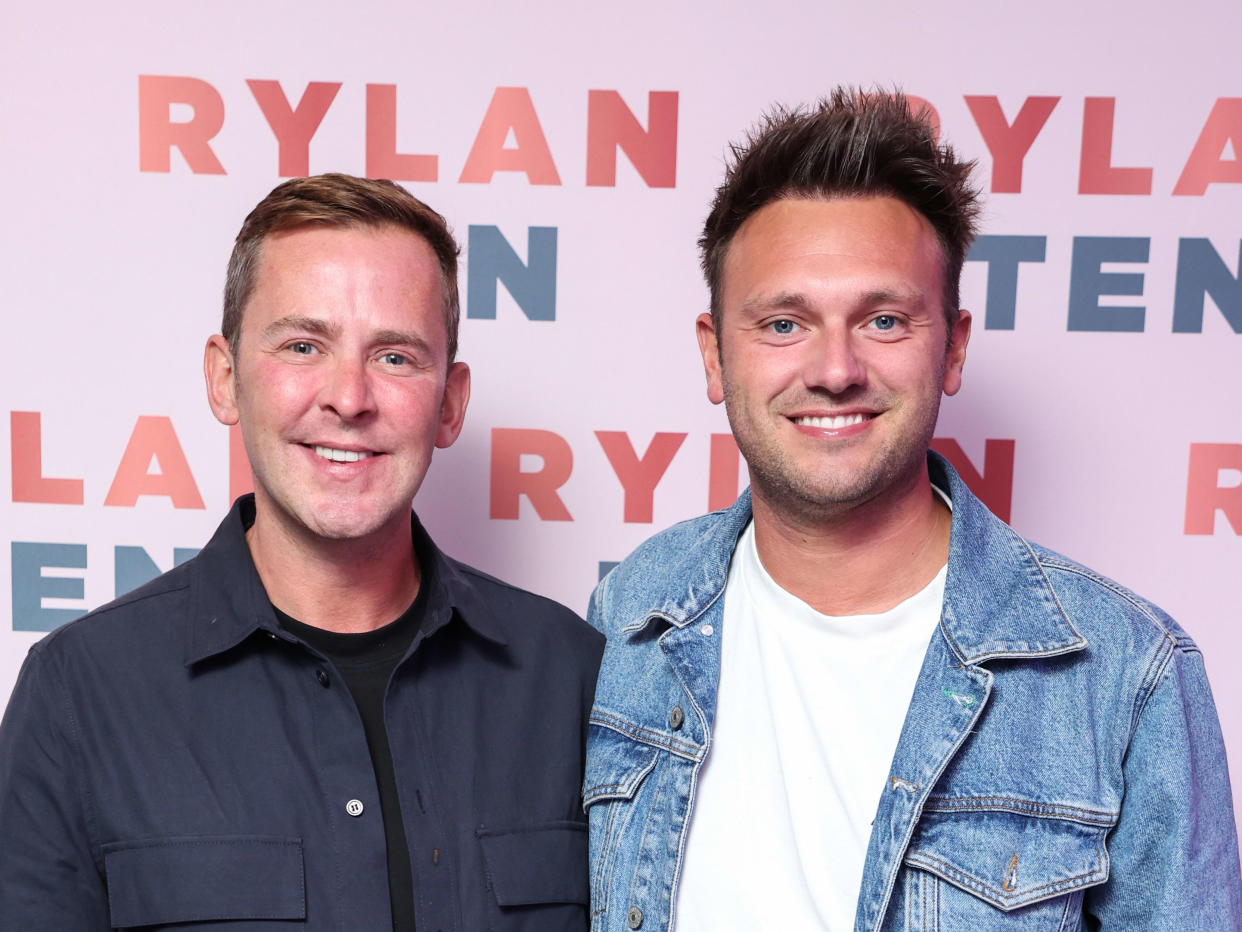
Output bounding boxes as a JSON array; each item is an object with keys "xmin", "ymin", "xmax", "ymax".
[
  {"xmin": 9, "ymin": 559, "xmax": 200, "ymax": 740},
  {"xmin": 1031, "ymin": 543, "xmax": 1198, "ymax": 658},
  {"xmin": 616, "ymin": 509, "xmax": 735, "ymax": 584},
  {"xmin": 591, "ymin": 497, "xmax": 751, "ymax": 637},
  {"xmin": 934, "ymin": 451, "xmax": 1197, "ymax": 664},
  {"xmin": 444, "ymin": 556, "xmax": 604, "ymax": 660},
  {"xmin": 27, "ymin": 559, "xmax": 196, "ymax": 664}
]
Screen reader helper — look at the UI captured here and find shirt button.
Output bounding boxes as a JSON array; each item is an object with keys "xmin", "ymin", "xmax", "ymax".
[
  {"xmin": 626, "ymin": 905, "xmax": 643, "ymax": 929},
  {"xmin": 316, "ymin": 668, "xmax": 330, "ymax": 688},
  {"xmin": 345, "ymin": 798, "xmax": 365, "ymax": 817},
  {"xmin": 669, "ymin": 706, "xmax": 684, "ymax": 730},
  {"xmin": 700, "ymin": 623, "xmax": 714, "ymax": 637}
]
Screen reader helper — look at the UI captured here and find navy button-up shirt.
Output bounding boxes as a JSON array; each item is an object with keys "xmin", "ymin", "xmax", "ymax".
[{"xmin": 0, "ymin": 497, "xmax": 603, "ymax": 930}]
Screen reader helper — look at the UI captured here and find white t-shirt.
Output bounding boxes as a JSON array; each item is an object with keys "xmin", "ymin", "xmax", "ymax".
[{"xmin": 674, "ymin": 520, "xmax": 947, "ymax": 931}]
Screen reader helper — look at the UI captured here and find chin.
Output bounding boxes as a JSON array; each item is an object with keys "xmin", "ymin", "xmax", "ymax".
[
  {"xmin": 302, "ymin": 507, "xmax": 400, "ymax": 543},
  {"xmin": 754, "ymin": 454, "xmax": 908, "ymax": 512}
]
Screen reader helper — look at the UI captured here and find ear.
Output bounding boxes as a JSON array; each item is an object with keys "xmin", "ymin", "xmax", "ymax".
[
  {"xmin": 942, "ymin": 308, "xmax": 971, "ymax": 397},
  {"xmin": 435, "ymin": 361, "xmax": 471, "ymax": 449},
  {"xmin": 695, "ymin": 313, "xmax": 726, "ymax": 405},
  {"xmin": 204, "ymin": 335, "xmax": 240, "ymax": 425}
]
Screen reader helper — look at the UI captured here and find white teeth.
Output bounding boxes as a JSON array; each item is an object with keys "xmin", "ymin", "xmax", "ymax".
[
  {"xmin": 795, "ymin": 413, "xmax": 868, "ymax": 429},
  {"xmin": 314, "ymin": 445, "xmax": 371, "ymax": 463}
]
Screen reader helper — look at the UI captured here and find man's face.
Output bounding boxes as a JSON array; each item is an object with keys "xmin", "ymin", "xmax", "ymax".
[
  {"xmin": 697, "ymin": 196, "xmax": 970, "ymax": 519},
  {"xmin": 205, "ymin": 224, "xmax": 469, "ymax": 546}
]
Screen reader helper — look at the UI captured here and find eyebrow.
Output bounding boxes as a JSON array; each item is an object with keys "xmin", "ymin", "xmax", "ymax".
[
  {"xmin": 372, "ymin": 329, "xmax": 434, "ymax": 357},
  {"xmin": 741, "ymin": 286, "xmax": 927, "ymax": 315},
  {"xmin": 859, "ymin": 286, "xmax": 926, "ymax": 307},
  {"xmin": 261, "ymin": 315, "xmax": 338, "ymax": 341},
  {"xmin": 741, "ymin": 292, "xmax": 812, "ymax": 314}
]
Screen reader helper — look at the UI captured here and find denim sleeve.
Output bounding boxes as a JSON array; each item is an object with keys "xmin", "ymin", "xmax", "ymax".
[
  {"xmin": 0, "ymin": 646, "xmax": 109, "ymax": 928},
  {"xmin": 586, "ymin": 573, "xmax": 610, "ymax": 636},
  {"xmin": 1084, "ymin": 643, "xmax": 1242, "ymax": 928}
]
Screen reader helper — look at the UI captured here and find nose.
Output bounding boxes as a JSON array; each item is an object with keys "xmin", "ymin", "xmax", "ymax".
[
  {"xmin": 320, "ymin": 356, "xmax": 377, "ymax": 420},
  {"xmin": 805, "ymin": 325, "xmax": 866, "ymax": 394}
]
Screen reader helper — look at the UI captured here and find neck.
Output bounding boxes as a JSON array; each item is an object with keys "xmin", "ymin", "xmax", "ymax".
[
  {"xmin": 246, "ymin": 510, "xmax": 420, "ymax": 634},
  {"xmin": 750, "ymin": 463, "xmax": 950, "ymax": 616}
]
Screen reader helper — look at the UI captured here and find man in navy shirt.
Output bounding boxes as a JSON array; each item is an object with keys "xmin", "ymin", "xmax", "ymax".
[{"xmin": 0, "ymin": 174, "xmax": 602, "ymax": 929}]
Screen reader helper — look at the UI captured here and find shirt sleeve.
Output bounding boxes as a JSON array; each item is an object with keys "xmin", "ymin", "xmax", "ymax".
[
  {"xmin": 1083, "ymin": 641, "xmax": 1242, "ymax": 927},
  {"xmin": 0, "ymin": 645, "xmax": 110, "ymax": 928}
]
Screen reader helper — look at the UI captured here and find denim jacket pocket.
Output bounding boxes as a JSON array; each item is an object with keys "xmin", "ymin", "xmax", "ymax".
[
  {"xmin": 476, "ymin": 821, "xmax": 589, "ymax": 930},
  {"xmin": 899, "ymin": 800, "xmax": 1114, "ymax": 929},
  {"xmin": 582, "ymin": 728, "xmax": 661, "ymax": 918},
  {"xmin": 102, "ymin": 834, "xmax": 305, "ymax": 928}
]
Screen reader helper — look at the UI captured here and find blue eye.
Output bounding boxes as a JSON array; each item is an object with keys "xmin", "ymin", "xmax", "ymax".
[
  {"xmin": 379, "ymin": 353, "xmax": 408, "ymax": 366},
  {"xmin": 289, "ymin": 341, "xmax": 316, "ymax": 354},
  {"xmin": 872, "ymin": 315, "xmax": 898, "ymax": 331},
  {"xmin": 770, "ymin": 319, "xmax": 796, "ymax": 335}
]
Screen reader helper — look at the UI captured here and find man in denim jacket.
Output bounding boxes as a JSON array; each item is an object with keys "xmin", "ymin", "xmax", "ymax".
[{"xmin": 585, "ymin": 89, "xmax": 1241, "ymax": 930}]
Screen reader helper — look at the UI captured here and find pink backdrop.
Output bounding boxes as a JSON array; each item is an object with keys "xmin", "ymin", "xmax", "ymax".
[{"xmin": 4, "ymin": 1, "xmax": 1240, "ymax": 839}]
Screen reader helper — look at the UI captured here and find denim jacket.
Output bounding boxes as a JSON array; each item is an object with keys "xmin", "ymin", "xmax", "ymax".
[{"xmin": 585, "ymin": 454, "xmax": 1242, "ymax": 931}]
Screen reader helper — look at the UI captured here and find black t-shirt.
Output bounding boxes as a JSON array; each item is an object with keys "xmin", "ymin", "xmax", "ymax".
[{"xmin": 276, "ymin": 567, "xmax": 430, "ymax": 932}]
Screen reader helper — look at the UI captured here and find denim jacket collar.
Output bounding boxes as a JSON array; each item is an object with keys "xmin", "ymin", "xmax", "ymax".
[
  {"xmin": 619, "ymin": 489, "xmax": 752, "ymax": 636},
  {"xmin": 624, "ymin": 453, "xmax": 1087, "ymax": 664},
  {"xmin": 930, "ymin": 454, "xmax": 1087, "ymax": 664}
]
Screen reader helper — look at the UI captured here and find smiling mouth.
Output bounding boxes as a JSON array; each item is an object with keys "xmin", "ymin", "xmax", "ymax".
[
  {"xmin": 792, "ymin": 413, "xmax": 873, "ymax": 429},
  {"xmin": 312, "ymin": 445, "xmax": 374, "ymax": 463}
]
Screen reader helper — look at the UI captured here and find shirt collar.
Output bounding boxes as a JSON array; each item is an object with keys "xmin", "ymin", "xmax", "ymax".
[
  {"xmin": 181, "ymin": 496, "xmax": 280, "ymax": 665},
  {"xmin": 184, "ymin": 497, "xmax": 508, "ymax": 666},
  {"xmin": 412, "ymin": 516, "xmax": 511, "ymax": 648}
]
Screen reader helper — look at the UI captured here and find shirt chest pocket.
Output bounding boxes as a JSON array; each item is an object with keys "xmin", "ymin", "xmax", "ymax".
[
  {"xmin": 102, "ymin": 835, "xmax": 304, "ymax": 929},
  {"xmin": 476, "ymin": 821, "xmax": 589, "ymax": 931},
  {"xmin": 897, "ymin": 804, "xmax": 1113, "ymax": 929}
]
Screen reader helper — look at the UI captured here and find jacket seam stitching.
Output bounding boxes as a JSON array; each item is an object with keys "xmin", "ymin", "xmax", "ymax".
[
  {"xmin": 590, "ymin": 792, "xmax": 623, "ymax": 916},
  {"xmin": 89, "ymin": 580, "xmax": 193, "ymax": 618},
  {"xmin": 587, "ymin": 711, "xmax": 701, "ymax": 760},
  {"xmin": 1126, "ymin": 634, "xmax": 1175, "ymax": 748},
  {"xmin": 632, "ymin": 767, "xmax": 666, "ymax": 927},
  {"xmin": 921, "ymin": 797, "xmax": 1117, "ymax": 826},
  {"xmin": 1057, "ymin": 890, "xmax": 1074, "ymax": 931},
  {"xmin": 583, "ymin": 751, "xmax": 659, "ymax": 805},
  {"xmin": 1040, "ymin": 560, "xmax": 1189, "ymax": 646},
  {"xmin": 45, "ymin": 651, "xmax": 104, "ymax": 875}
]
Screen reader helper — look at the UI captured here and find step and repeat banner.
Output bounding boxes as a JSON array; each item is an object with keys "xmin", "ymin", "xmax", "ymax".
[{"xmin": 3, "ymin": 3, "xmax": 1240, "ymax": 827}]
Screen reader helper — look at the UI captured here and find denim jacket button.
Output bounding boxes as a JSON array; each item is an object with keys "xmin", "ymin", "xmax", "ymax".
[
  {"xmin": 626, "ymin": 905, "xmax": 644, "ymax": 929},
  {"xmin": 669, "ymin": 706, "xmax": 685, "ymax": 730}
]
